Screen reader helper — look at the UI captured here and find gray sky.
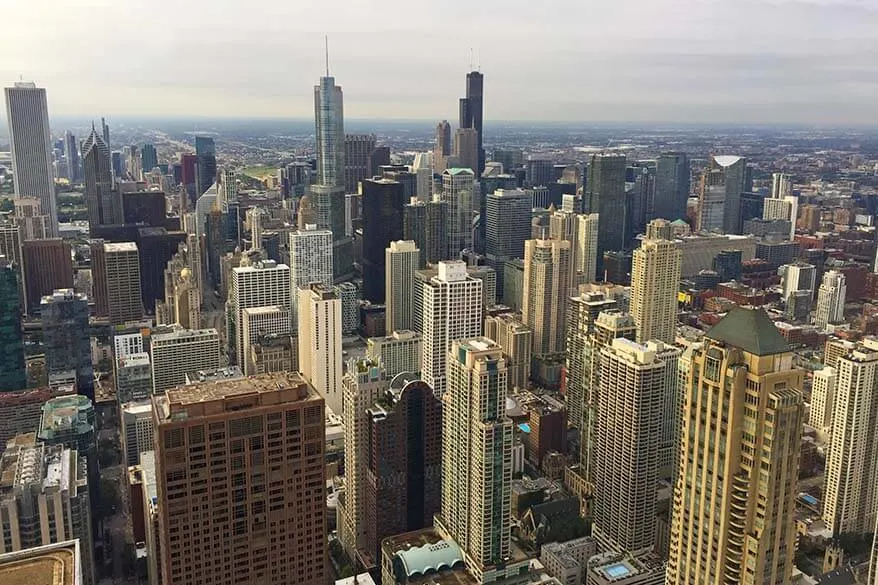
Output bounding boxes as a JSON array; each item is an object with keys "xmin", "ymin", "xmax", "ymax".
[{"xmin": 3, "ymin": 0, "xmax": 877, "ymax": 124}]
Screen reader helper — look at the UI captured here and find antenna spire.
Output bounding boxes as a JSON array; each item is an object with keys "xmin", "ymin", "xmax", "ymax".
[{"xmin": 325, "ymin": 35, "xmax": 330, "ymax": 77}]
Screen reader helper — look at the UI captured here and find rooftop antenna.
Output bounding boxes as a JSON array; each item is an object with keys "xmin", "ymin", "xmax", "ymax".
[
  {"xmin": 477, "ymin": 49, "xmax": 481, "ymax": 72},
  {"xmin": 469, "ymin": 48, "xmax": 474, "ymax": 71},
  {"xmin": 325, "ymin": 35, "xmax": 330, "ymax": 77}
]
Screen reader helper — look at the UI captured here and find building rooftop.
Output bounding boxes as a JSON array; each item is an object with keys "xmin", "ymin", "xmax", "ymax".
[
  {"xmin": 104, "ymin": 242, "xmax": 138, "ymax": 252},
  {"xmin": 0, "ymin": 540, "xmax": 81, "ymax": 585},
  {"xmin": 381, "ymin": 528, "xmax": 476, "ymax": 585},
  {"xmin": 185, "ymin": 366, "xmax": 243, "ymax": 384},
  {"xmin": 705, "ymin": 307, "xmax": 790, "ymax": 356},
  {"xmin": 151, "ymin": 327, "xmax": 218, "ymax": 343},
  {"xmin": 39, "ymin": 395, "xmax": 93, "ymax": 438}
]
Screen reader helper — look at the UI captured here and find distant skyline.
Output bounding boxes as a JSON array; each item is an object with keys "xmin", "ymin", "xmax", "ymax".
[{"xmin": 2, "ymin": 0, "xmax": 877, "ymax": 125}]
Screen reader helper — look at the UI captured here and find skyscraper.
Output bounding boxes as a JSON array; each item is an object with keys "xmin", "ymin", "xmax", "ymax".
[
  {"xmin": 13, "ymin": 197, "xmax": 49, "ymax": 241},
  {"xmin": 344, "ymin": 133, "xmax": 377, "ymax": 193},
  {"xmin": 4, "ymin": 82, "xmax": 59, "ymax": 236},
  {"xmin": 22, "ymin": 238, "xmax": 73, "ymax": 311},
  {"xmin": 150, "ymin": 327, "xmax": 220, "ymax": 393},
  {"xmin": 485, "ymin": 189, "xmax": 531, "ymax": 295},
  {"xmin": 630, "ymin": 220, "xmax": 681, "ymax": 344},
  {"xmin": 231, "ymin": 260, "xmax": 291, "ymax": 365},
  {"xmin": 458, "ymin": 71, "xmax": 485, "ymax": 174},
  {"xmin": 575, "ymin": 213, "xmax": 600, "ymax": 283},
  {"xmin": 82, "ymin": 126, "xmax": 119, "ymax": 232},
  {"xmin": 696, "ymin": 155, "xmax": 748, "ymax": 235},
  {"xmin": 442, "ymin": 168, "xmax": 475, "ymax": 257},
  {"xmin": 815, "ymin": 270, "xmax": 847, "ymax": 330},
  {"xmin": 152, "ymin": 372, "xmax": 326, "ymax": 585},
  {"xmin": 141, "ymin": 143, "xmax": 158, "ymax": 174},
  {"xmin": 104, "ymin": 242, "xmax": 143, "ymax": 326},
  {"xmin": 425, "ymin": 197, "xmax": 449, "ymax": 264},
  {"xmin": 241, "ymin": 306, "xmax": 291, "ymax": 376},
  {"xmin": 361, "ymin": 178, "xmax": 405, "ymax": 303},
  {"xmin": 420, "ymin": 261, "xmax": 483, "ymax": 395},
  {"xmin": 385, "ymin": 240, "xmax": 420, "ymax": 333},
  {"xmin": 194, "ymin": 136, "xmax": 216, "ymax": 198},
  {"xmin": 453, "ymin": 127, "xmax": 479, "ymax": 173},
  {"xmin": 0, "ymin": 258, "xmax": 26, "ymax": 391},
  {"xmin": 522, "ymin": 239, "xmax": 571, "ymax": 357},
  {"xmin": 64, "ymin": 130, "xmax": 81, "ymax": 183},
  {"xmin": 667, "ymin": 308, "xmax": 803, "ymax": 585},
  {"xmin": 298, "ymin": 283, "xmax": 342, "ymax": 414},
  {"xmin": 653, "ymin": 152, "xmax": 690, "ymax": 221},
  {"xmin": 434, "ymin": 338, "xmax": 512, "ymax": 579},
  {"xmin": 41, "ymin": 289, "xmax": 94, "ymax": 397},
  {"xmin": 771, "ymin": 172, "xmax": 792, "ymax": 199},
  {"xmin": 585, "ymin": 153, "xmax": 627, "ymax": 278},
  {"xmin": 403, "ymin": 198, "xmax": 428, "ymax": 268}
]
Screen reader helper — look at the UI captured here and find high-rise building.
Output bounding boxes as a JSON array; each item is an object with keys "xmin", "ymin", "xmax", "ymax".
[
  {"xmin": 298, "ymin": 283, "xmax": 342, "ymax": 414},
  {"xmin": 289, "ymin": 225, "xmax": 333, "ymax": 325},
  {"xmin": 771, "ymin": 172, "xmax": 792, "ymax": 199},
  {"xmin": 696, "ymin": 155, "xmax": 748, "ymax": 235},
  {"xmin": 0, "ymin": 223, "xmax": 24, "ymax": 306},
  {"xmin": 585, "ymin": 154, "xmax": 627, "ymax": 277},
  {"xmin": 4, "ymin": 82, "xmax": 58, "ymax": 236},
  {"xmin": 485, "ymin": 189, "xmax": 531, "ymax": 295},
  {"xmin": 523, "ymin": 239, "xmax": 571, "ymax": 357},
  {"xmin": 0, "ymin": 259, "xmax": 25, "ymax": 391},
  {"xmin": 809, "ymin": 366, "xmax": 836, "ymax": 433},
  {"xmin": 630, "ymin": 220, "xmax": 681, "ymax": 344},
  {"xmin": 104, "ymin": 242, "xmax": 143, "ymax": 325},
  {"xmin": 667, "ymin": 308, "xmax": 803, "ymax": 585},
  {"xmin": 241, "ymin": 306, "xmax": 291, "ymax": 376},
  {"xmin": 484, "ymin": 312, "xmax": 533, "ymax": 390},
  {"xmin": 41, "ymin": 289, "xmax": 93, "ymax": 397},
  {"xmin": 362, "ymin": 178, "xmax": 405, "ymax": 303},
  {"xmin": 653, "ymin": 152, "xmax": 690, "ymax": 221},
  {"xmin": 22, "ymin": 238, "xmax": 73, "ymax": 311},
  {"xmin": 194, "ymin": 136, "xmax": 216, "ymax": 198},
  {"xmin": 420, "ymin": 261, "xmax": 483, "ymax": 395},
  {"xmin": 434, "ymin": 120, "xmax": 452, "ymax": 169},
  {"xmin": 815, "ymin": 270, "xmax": 847, "ymax": 330},
  {"xmin": 763, "ymin": 195, "xmax": 799, "ymax": 240},
  {"xmin": 385, "ymin": 240, "xmax": 420, "ymax": 333},
  {"xmin": 458, "ymin": 71, "xmax": 485, "ymax": 174},
  {"xmin": 425, "ymin": 197, "xmax": 448, "ymax": 264},
  {"xmin": 152, "ymin": 372, "xmax": 326, "ymax": 585},
  {"xmin": 365, "ymin": 330, "xmax": 422, "ymax": 377},
  {"xmin": 0, "ymin": 437, "xmax": 94, "ymax": 585},
  {"xmin": 150, "ymin": 327, "xmax": 220, "ymax": 393},
  {"xmin": 11, "ymin": 198, "xmax": 48, "ymax": 242},
  {"xmin": 779, "ymin": 261, "xmax": 816, "ymax": 303},
  {"xmin": 121, "ymin": 400, "xmax": 154, "ymax": 467},
  {"xmin": 593, "ymin": 338, "xmax": 670, "ymax": 554},
  {"xmin": 230, "ymin": 260, "xmax": 290, "ymax": 365},
  {"xmin": 115, "ymin": 352, "xmax": 152, "ymax": 403},
  {"xmin": 141, "ymin": 143, "xmax": 158, "ymax": 175},
  {"xmin": 65, "ymin": 130, "xmax": 81, "ymax": 183},
  {"xmin": 575, "ymin": 213, "xmax": 600, "ymax": 284},
  {"xmin": 441, "ymin": 168, "xmax": 475, "ymax": 258},
  {"xmin": 823, "ymin": 338, "xmax": 878, "ymax": 536},
  {"xmin": 453, "ymin": 127, "xmax": 479, "ymax": 173},
  {"xmin": 403, "ymin": 198, "xmax": 428, "ymax": 268},
  {"xmin": 344, "ymin": 133, "xmax": 377, "ymax": 193},
  {"xmin": 434, "ymin": 338, "xmax": 512, "ymax": 580},
  {"xmin": 493, "ymin": 148, "xmax": 523, "ymax": 173}
]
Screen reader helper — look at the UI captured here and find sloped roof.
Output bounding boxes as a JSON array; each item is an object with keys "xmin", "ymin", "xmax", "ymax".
[
  {"xmin": 395, "ymin": 539, "xmax": 464, "ymax": 577},
  {"xmin": 705, "ymin": 307, "xmax": 790, "ymax": 356}
]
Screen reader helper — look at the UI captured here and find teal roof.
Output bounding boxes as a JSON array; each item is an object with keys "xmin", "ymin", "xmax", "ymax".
[
  {"xmin": 444, "ymin": 168, "xmax": 475, "ymax": 176},
  {"xmin": 395, "ymin": 539, "xmax": 464, "ymax": 577},
  {"xmin": 705, "ymin": 308, "xmax": 790, "ymax": 356}
]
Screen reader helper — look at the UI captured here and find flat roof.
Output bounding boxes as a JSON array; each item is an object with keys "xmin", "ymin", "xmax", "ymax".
[
  {"xmin": 0, "ymin": 541, "xmax": 79, "ymax": 585},
  {"xmin": 104, "ymin": 242, "xmax": 137, "ymax": 252},
  {"xmin": 161, "ymin": 371, "xmax": 315, "ymax": 411}
]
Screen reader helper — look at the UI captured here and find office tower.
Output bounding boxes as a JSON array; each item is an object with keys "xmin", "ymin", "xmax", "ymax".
[
  {"xmin": 522, "ymin": 239, "xmax": 571, "ymax": 357},
  {"xmin": 493, "ymin": 148, "xmax": 523, "ymax": 173},
  {"xmin": 549, "ymin": 209, "xmax": 579, "ymax": 290},
  {"xmin": 82, "ymin": 126, "xmax": 119, "ymax": 232},
  {"xmin": 420, "ymin": 261, "xmax": 483, "ymax": 395},
  {"xmin": 339, "ymin": 359, "xmax": 390, "ymax": 561},
  {"xmin": 485, "ymin": 189, "xmax": 531, "ymax": 295},
  {"xmin": 125, "ymin": 145, "xmax": 142, "ymax": 180},
  {"xmin": 298, "ymin": 283, "xmax": 342, "ymax": 414},
  {"xmin": 289, "ymin": 225, "xmax": 332, "ymax": 324},
  {"xmin": 525, "ymin": 157, "xmax": 553, "ymax": 188},
  {"xmin": 585, "ymin": 154, "xmax": 627, "ymax": 277},
  {"xmin": 403, "ymin": 198, "xmax": 428, "ymax": 267},
  {"xmin": 150, "ymin": 327, "xmax": 220, "ymax": 393},
  {"xmin": 779, "ymin": 261, "xmax": 816, "ymax": 302},
  {"xmin": 453, "ymin": 127, "xmax": 479, "ymax": 173},
  {"xmin": 215, "ymin": 167, "xmax": 237, "ymax": 212},
  {"xmin": 241, "ymin": 306, "xmax": 291, "ymax": 376},
  {"xmin": 41, "ymin": 289, "xmax": 93, "ymax": 397},
  {"xmin": 13, "ymin": 197, "xmax": 48, "ymax": 240},
  {"xmin": 809, "ymin": 366, "xmax": 836, "ymax": 432},
  {"xmin": 425, "ymin": 197, "xmax": 448, "ymax": 264},
  {"xmin": 574, "ymin": 213, "xmax": 599, "ymax": 283},
  {"xmin": 592, "ymin": 338, "xmax": 669, "ymax": 554},
  {"xmin": 121, "ymin": 400, "xmax": 154, "ymax": 467},
  {"xmin": 344, "ymin": 133, "xmax": 376, "ymax": 193},
  {"xmin": 386, "ymin": 240, "xmax": 420, "ymax": 332},
  {"xmin": 815, "ymin": 270, "xmax": 847, "ymax": 329},
  {"xmin": 763, "ymin": 195, "xmax": 798, "ymax": 241},
  {"xmin": 713, "ymin": 249, "xmax": 742, "ymax": 282},
  {"xmin": 22, "ymin": 238, "xmax": 73, "ymax": 311},
  {"xmin": 415, "ymin": 164, "xmax": 433, "ymax": 202},
  {"xmin": 458, "ymin": 71, "xmax": 485, "ymax": 174},
  {"xmin": 103, "ymin": 242, "xmax": 143, "ymax": 325},
  {"xmin": 333, "ymin": 281, "xmax": 360, "ymax": 334},
  {"xmin": 484, "ymin": 313, "xmax": 533, "ymax": 390},
  {"xmin": 823, "ymin": 338, "xmax": 878, "ymax": 536},
  {"xmin": 4, "ymin": 82, "xmax": 58, "ymax": 236},
  {"xmin": 366, "ymin": 330, "xmax": 422, "ymax": 377},
  {"xmin": 246, "ymin": 206, "xmax": 264, "ymax": 250},
  {"xmin": 361, "ymin": 374, "xmax": 442, "ymax": 566},
  {"xmin": 361, "ymin": 178, "xmax": 405, "ymax": 302},
  {"xmin": 141, "ymin": 143, "xmax": 157, "ymax": 174},
  {"xmin": 771, "ymin": 172, "xmax": 792, "ymax": 199},
  {"xmin": 442, "ymin": 168, "xmax": 475, "ymax": 257},
  {"xmin": 194, "ymin": 136, "xmax": 216, "ymax": 197},
  {"xmin": 116, "ymin": 352, "xmax": 152, "ymax": 403},
  {"xmin": 653, "ymin": 152, "xmax": 690, "ymax": 221},
  {"xmin": 435, "ymin": 338, "xmax": 511, "ymax": 577},
  {"xmin": 0, "ymin": 259, "xmax": 26, "ymax": 391},
  {"xmin": 65, "ymin": 130, "xmax": 81, "ymax": 182},
  {"xmin": 152, "ymin": 372, "xmax": 326, "ymax": 585},
  {"xmin": 697, "ymin": 155, "xmax": 748, "ymax": 234},
  {"xmin": 434, "ymin": 119, "xmax": 452, "ymax": 167},
  {"xmin": 0, "ymin": 438, "xmax": 94, "ymax": 585},
  {"xmin": 667, "ymin": 308, "xmax": 803, "ymax": 585},
  {"xmin": 629, "ymin": 220, "xmax": 681, "ymax": 344},
  {"xmin": 136, "ymin": 228, "xmax": 187, "ymax": 312},
  {"xmin": 230, "ymin": 260, "xmax": 290, "ymax": 364}
]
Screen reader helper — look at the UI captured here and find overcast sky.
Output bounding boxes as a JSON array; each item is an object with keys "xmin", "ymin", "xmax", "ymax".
[{"xmin": 2, "ymin": 0, "xmax": 877, "ymax": 124}]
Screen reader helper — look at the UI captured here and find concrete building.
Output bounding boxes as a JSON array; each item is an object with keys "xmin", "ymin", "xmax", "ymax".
[
  {"xmin": 152, "ymin": 372, "xmax": 326, "ymax": 585},
  {"xmin": 420, "ymin": 261, "xmax": 483, "ymax": 395},
  {"xmin": 763, "ymin": 195, "xmax": 799, "ymax": 240},
  {"xmin": 250, "ymin": 334, "xmax": 298, "ymax": 376},
  {"xmin": 344, "ymin": 133, "xmax": 377, "ymax": 193},
  {"xmin": 0, "ymin": 387, "xmax": 70, "ymax": 447},
  {"xmin": 654, "ymin": 152, "xmax": 690, "ymax": 222},
  {"xmin": 485, "ymin": 189, "xmax": 532, "ymax": 294},
  {"xmin": 41, "ymin": 289, "xmax": 93, "ymax": 398},
  {"xmin": 630, "ymin": 220, "xmax": 681, "ymax": 345},
  {"xmin": 523, "ymin": 239, "xmax": 571, "ymax": 358},
  {"xmin": 115, "ymin": 352, "xmax": 152, "ymax": 402},
  {"xmin": 22, "ymin": 239, "xmax": 73, "ymax": 311},
  {"xmin": 104, "ymin": 242, "xmax": 143, "ymax": 326},
  {"xmin": 666, "ymin": 308, "xmax": 804, "ymax": 585},
  {"xmin": 780, "ymin": 261, "xmax": 817, "ymax": 303},
  {"xmin": 696, "ymin": 155, "xmax": 748, "ymax": 234},
  {"xmin": 366, "ymin": 330, "xmax": 422, "ymax": 377},
  {"xmin": 541, "ymin": 537, "xmax": 599, "ymax": 585},
  {"xmin": 484, "ymin": 312, "xmax": 533, "ymax": 390},
  {"xmin": 809, "ymin": 366, "xmax": 836, "ymax": 433},
  {"xmin": 815, "ymin": 270, "xmax": 847, "ymax": 330},
  {"xmin": 441, "ymin": 168, "xmax": 475, "ymax": 257},
  {"xmin": 576, "ymin": 213, "xmax": 600, "ymax": 284},
  {"xmin": 121, "ymin": 400, "xmax": 154, "ymax": 467},
  {"xmin": 150, "ymin": 327, "xmax": 220, "ymax": 394},
  {"xmin": 230, "ymin": 260, "xmax": 290, "ymax": 365},
  {"xmin": 0, "ymin": 540, "xmax": 84, "ymax": 585},
  {"xmin": 298, "ymin": 283, "xmax": 342, "ymax": 415},
  {"xmin": 674, "ymin": 233, "xmax": 757, "ymax": 277},
  {"xmin": 385, "ymin": 240, "xmax": 420, "ymax": 333},
  {"xmin": 241, "ymin": 306, "xmax": 291, "ymax": 376},
  {"xmin": 288, "ymin": 225, "xmax": 332, "ymax": 325},
  {"xmin": 334, "ymin": 281, "xmax": 361, "ymax": 334}
]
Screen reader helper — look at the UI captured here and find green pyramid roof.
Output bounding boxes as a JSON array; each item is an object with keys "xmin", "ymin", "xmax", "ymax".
[{"xmin": 705, "ymin": 307, "xmax": 790, "ymax": 356}]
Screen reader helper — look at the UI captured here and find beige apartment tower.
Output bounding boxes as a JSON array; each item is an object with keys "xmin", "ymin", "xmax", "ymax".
[
  {"xmin": 150, "ymin": 327, "xmax": 221, "ymax": 394},
  {"xmin": 298, "ymin": 283, "xmax": 343, "ymax": 415},
  {"xmin": 152, "ymin": 372, "xmax": 326, "ymax": 585},
  {"xmin": 104, "ymin": 242, "xmax": 143, "ymax": 325},
  {"xmin": 385, "ymin": 240, "xmax": 420, "ymax": 333},
  {"xmin": 667, "ymin": 308, "xmax": 804, "ymax": 585},
  {"xmin": 630, "ymin": 220, "xmax": 682, "ymax": 344},
  {"xmin": 523, "ymin": 238, "xmax": 572, "ymax": 357}
]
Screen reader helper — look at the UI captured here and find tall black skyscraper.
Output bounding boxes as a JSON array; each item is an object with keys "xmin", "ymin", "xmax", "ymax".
[
  {"xmin": 585, "ymin": 153, "xmax": 628, "ymax": 278},
  {"xmin": 141, "ymin": 143, "xmax": 158, "ymax": 174},
  {"xmin": 82, "ymin": 126, "xmax": 119, "ymax": 233},
  {"xmin": 654, "ymin": 152, "xmax": 690, "ymax": 221},
  {"xmin": 64, "ymin": 131, "xmax": 81, "ymax": 183},
  {"xmin": 459, "ymin": 71, "xmax": 485, "ymax": 175},
  {"xmin": 361, "ymin": 178, "xmax": 405, "ymax": 303},
  {"xmin": 0, "ymin": 258, "xmax": 26, "ymax": 392},
  {"xmin": 195, "ymin": 136, "xmax": 217, "ymax": 197}
]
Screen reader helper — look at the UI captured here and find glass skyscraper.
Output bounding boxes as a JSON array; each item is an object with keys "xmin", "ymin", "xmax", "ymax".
[{"xmin": 0, "ymin": 260, "xmax": 26, "ymax": 391}]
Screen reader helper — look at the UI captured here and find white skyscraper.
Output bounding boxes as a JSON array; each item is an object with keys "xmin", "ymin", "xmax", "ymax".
[
  {"xmin": 576, "ymin": 213, "xmax": 600, "ymax": 283},
  {"xmin": 385, "ymin": 240, "xmax": 420, "ymax": 333},
  {"xmin": 289, "ymin": 225, "xmax": 333, "ymax": 324},
  {"xmin": 150, "ymin": 327, "xmax": 221, "ymax": 394},
  {"xmin": 771, "ymin": 172, "xmax": 792, "ymax": 199},
  {"xmin": 815, "ymin": 270, "xmax": 847, "ymax": 330},
  {"xmin": 809, "ymin": 366, "xmax": 836, "ymax": 432},
  {"xmin": 230, "ymin": 260, "xmax": 291, "ymax": 365},
  {"xmin": 630, "ymin": 221, "xmax": 682, "ymax": 344},
  {"xmin": 4, "ymin": 82, "xmax": 58, "ymax": 236},
  {"xmin": 298, "ymin": 283, "xmax": 343, "ymax": 414},
  {"xmin": 421, "ymin": 260, "xmax": 483, "ymax": 395},
  {"xmin": 441, "ymin": 168, "xmax": 475, "ymax": 257}
]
